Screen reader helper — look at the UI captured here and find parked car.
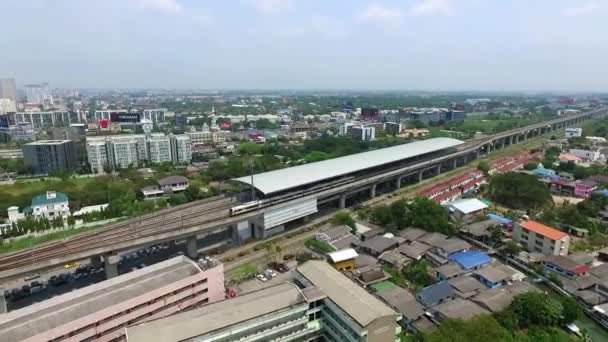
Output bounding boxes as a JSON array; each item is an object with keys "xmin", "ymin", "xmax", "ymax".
[
  {"xmin": 24, "ymin": 273, "xmax": 40, "ymax": 281},
  {"xmin": 64, "ymin": 262, "xmax": 78, "ymax": 269},
  {"xmin": 265, "ymin": 269, "xmax": 278, "ymax": 279},
  {"xmin": 256, "ymin": 274, "xmax": 268, "ymax": 282}
]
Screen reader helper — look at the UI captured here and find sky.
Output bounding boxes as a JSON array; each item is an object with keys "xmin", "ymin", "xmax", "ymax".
[{"xmin": 1, "ymin": 0, "xmax": 608, "ymax": 92}]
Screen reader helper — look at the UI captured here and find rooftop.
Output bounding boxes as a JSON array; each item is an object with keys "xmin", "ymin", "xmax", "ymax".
[
  {"xmin": 25, "ymin": 139, "xmax": 71, "ymax": 145},
  {"xmin": 31, "ymin": 191, "xmax": 68, "ymax": 207},
  {"xmin": 417, "ymin": 232, "xmax": 448, "ymax": 247},
  {"xmin": 397, "ymin": 228, "xmax": 428, "ymax": 241},
  {"xmin": 444, "ymin": 198, "xmax": 489, "ymax": 215},
  {"xmin": 158, "ymin": 175, "xmax": 189, "ymax": 186},
  {"xmin": 328, "ymin": 248, "xmax": 358, "ymax": 263},
  {"xmin": 473, "ymin": 266, "xmax": 510, "ymax": 284},
  {"xmin": 433, "ymin": 298, "xmax": 489, "ymax": 320},
  {"xmin": 398, "ymin": 241, "xmax": 431, "ymax": 259},
  {"xmin": 435, "ymin": 263, "xmax": 465, "ymax": 279},
  {"xmin": 360, "ymin": 235, "xmax": 397, "ymax": 253},
  {"xmin": 417, "ymin": 281, "xmax": 455, "ymax": 306},
  {"xmin": 297, "ymin": 261, "xmax": 398, "ymax": 327},
  {"xmin": 435, "ymin": 238, "xmax": 471, "ymax": 254},
  {"xmin": 233, "ymin": 137, "xmax": 464, "ymax": 195},
  {"xmin": 0, "ymin": 257, "xmax": 203, "ymax": 342},
  {"xmin": 126, "ymin": 283, "xmax": 304, "ymax": 342},
  {"xmin": 448, "ymin": 276, "xmax": 486, "ymax": 296},
  {"xmin": 449, "ymin": 251, "xmax": 491, "ymax": 270},
  {"xmin": 520, "ymin": 220, "xmax": 568, "ymax": 241}
]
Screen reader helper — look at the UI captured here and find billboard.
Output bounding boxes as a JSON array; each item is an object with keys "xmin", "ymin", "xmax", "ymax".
[
  {"xmin": 110, "ymin": 112, "xmax": 141, "ymax": 123},
  {"xmin": 361, "ymin": 108, "xmax": 379, "ymax": 119},
  {"xmin": 99, "ymin": 119, "xmax": 110, "ymax": 129}
]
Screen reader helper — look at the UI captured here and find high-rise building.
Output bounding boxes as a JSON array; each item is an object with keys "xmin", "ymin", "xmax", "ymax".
[
  {"xmin": 22, "ymin": 140, "xmax": 78, "ymax": 174},
  {"xmin": 24, "ymin": 82, "xmax": 52, "ymax": 105},
  {"xmin": 85, "ymin": 137, "xmax": 109, "ymax": 174},
  {"xmin": 147, "ymin": 133, "xmax": 172, "ymax": 164},
  {"xmin": 142, "ymin": 108, "xmax": 167, "ymax": 123},
  {"xmin": 170, "ymin": 134, "xmax": 192, "ymax": 164},
  {"xmin": 9, "ymin": 123, "xmax": 35, "ymax": 141},
  {"xmin": 0, "ymin": 78, "xmax": 17, "ymax": 101}
]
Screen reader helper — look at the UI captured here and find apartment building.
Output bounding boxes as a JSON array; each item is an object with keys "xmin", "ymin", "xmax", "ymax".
[
  {"xmin": 86, "ymin": 134, "xmax": 191, "ymax": 173},
  {"xmin": 512, "ymin": 219, "xmax": 570, "ymax": 256},
  {"xmin": 22, "ymin": 140, "xmax": 78, "ymax": 174},
  {"xmin": 142, "ymin": 108, "xmax": 167, "ymax": 123},
  {"xmin": 147, "ymin": 134, "xmax": 172, "ymax": 164},
  {"xmin": 126, "ymin": 261, "xmax": 401, "ymax": 342},
  {"xmin": 170, "ymin": 134, "xmax": 192, "ymax": 164},
  {"xmin": 0, "ymin": 257, "xmax": 225, "ymax": 342},
  {"xmin": 14, "ymin": 111, "xmax": 70, "ymax": 129}
]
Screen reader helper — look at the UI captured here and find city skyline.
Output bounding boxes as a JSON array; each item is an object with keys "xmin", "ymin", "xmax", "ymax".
[{"xmin": 1, "ymin": 0, "xmax": 607, "ymax": 92}]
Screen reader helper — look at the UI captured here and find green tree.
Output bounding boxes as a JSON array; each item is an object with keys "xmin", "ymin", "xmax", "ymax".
[
  {"xmin": 502, "ymin": 240, "xmax": 522, "ymax": 256},
  {"xmin": 524, "ymin": 161, "xmax": 538, "ymax": 170},
  {"xmin": 506, "ymin": 292, "xmax": 563, "ymax": 329},
  {"xmin": 477, "ymin": 160, "xmax": 490, "ymax": 175},
  {"xmin": 487, "ymin": 173, "xmax": 552, "ymax": 211},
  {"xmin": 184, "ymin": 185, "xmax": 201, "ymax": 202},
  {"xmin": 331, "ymin": 211, "xmax": 355, "ymax": 229},
  {"xmin": 402, "ymin": 259, "xmax": 433, "ymax": 288},
  {"xmin": 559, "ymin": 297, "xmax": 581, "ymax": 324}
]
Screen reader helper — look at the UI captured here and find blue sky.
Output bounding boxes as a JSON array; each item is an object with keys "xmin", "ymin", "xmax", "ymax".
[{"xmin": 1, "ymin": 0, "xmax": 607, "ymax": 91}]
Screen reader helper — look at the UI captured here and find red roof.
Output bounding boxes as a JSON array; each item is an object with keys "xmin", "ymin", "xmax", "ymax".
[
  {"xmin": 572, "ymin": 265, "xmax": 592, "ymax": 275},
  {"xmin": 520, "ymin": 220, "xmax": 569, "ymax": 241}
]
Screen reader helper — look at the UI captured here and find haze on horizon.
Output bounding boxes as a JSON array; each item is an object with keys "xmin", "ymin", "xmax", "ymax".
[{"xmin": 1, "ymin": 0, "xmax": 607, "ymax": 92}]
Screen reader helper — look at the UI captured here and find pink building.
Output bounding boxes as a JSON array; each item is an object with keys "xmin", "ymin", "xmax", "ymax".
[
  {"xmin": 575, "ymin": 180, "xmax": 597, "ymax": 198},
  {"xmin": 0, "ymin": 256, "xmax": 225, "ymax": 342}
]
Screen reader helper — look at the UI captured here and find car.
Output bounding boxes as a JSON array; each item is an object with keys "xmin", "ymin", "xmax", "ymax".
[
  {"xmin": 256, "ymin": 274, "xmax": 268, "ymax": 282},
  {"xmin": 90, "ymin": 267, "xmax": 104, "ymax": 274},
  {"xmin": 266, "ymin": 269, "xmax": 278, "ymax": 278},
  {"xmin": 74, "ymin": 272, "xmax": 88, "ymax": 280},
  {"xmin": 30, "ymin": 285, "xmax": 44, "ymax": 293},
  {"xmin": 30, "ymin": 280, "xmax": 42, "ymax": 287},
  {"xmin": 24, "ymin": 273, "xmax": 40, "ymax": 281},
  {"xmin": 276, "ymin": 264, "xmax": 289, "ymax": 273},
  {"xmin": 64, "ymin": 262, "xmax": 78, "ymax": 269}
]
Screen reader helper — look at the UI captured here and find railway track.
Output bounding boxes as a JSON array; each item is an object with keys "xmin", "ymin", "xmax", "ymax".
[{"xmin": 0, "ymin": 197, "xmax": 235, "ymax": 271}]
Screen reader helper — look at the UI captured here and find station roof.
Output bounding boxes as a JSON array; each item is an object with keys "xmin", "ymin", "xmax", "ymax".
[{"xmin": 233, "ymin": 137, "xmax": 463, "ymax": 195}]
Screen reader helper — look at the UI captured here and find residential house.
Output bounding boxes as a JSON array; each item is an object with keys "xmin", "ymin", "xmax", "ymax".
[
  {"xmin": 359, "ymin": 236, "xmax": 398, "ymax": 257},
  {"xmin": 442, "ymin": 198, "xmax": 489, "ymax": 222},
  {"xmin": 398, "ymin": 241, "xmax": 431, "ymax": 260},
  {"xmin": 327, "ymin": 248, "xmax": 358, "ymax": 271},
  {"xmin": 417, "ymin": 232, "xmax": 448, "ymax": 248},
  {"xmin": 473, "ymin": 266, "xmax": 510, "ymax": 288},
  {"xmin": 575, "ymin": 180, "xmax": 597, "ymax": 198},
  {"xmin": 376, "ymin": 287, "xmax": 427, "ymax": 334},
  {"xmin": 543, "ymin": 255, "xmax": 591, "ymax": 279},
  {"xmin": 570, "ymin": 149, "xmax": 601, "ymax": 162},
  {"xmin": 142, "ymin": 175, "xmax": 189, "ymax": 200},
  {"xmin": 559, "ymin": 153, "xmax": 582, "ymax": 164},
  {"xmin": 434, "ymin": 238, "xmax": 471, "ymax": 259},
  {"xmin": 379, "ymin": 250, "xmax": 411, "ymax": 270},
  {"xmin": 352, "ymin": 221, "xmax": 382, "ymax": 241},
  {"xmin": 448, "ymin": 251, "xmax": 492, "ymax": 272},
  {"xmin": 460, "ymin": 220, "xmax": 497, "ymax": 239},
  {"xmin": 448, "ymin": 276, "xmax": 486, "ymax": 299},
  {"xmin": 471, "ymin": 282, "xmax": 538, "ymax": 313},
  {"xmin": 25, "ymin": 191, "xmax": 70, "ymax": 220},
  {"xmin": 512, "ymin": 219, "xmax": 570, "ymax": 256},
  {"xmin": 431, "ymin": 298, "xmax": 489, "ymax": 321},
  {"xmin": 532, "ymin": 167, "xmax": 559, "ymax": 180},
  {"xmin": 435, "ymin": 263, "xmax": 465, "ymax": 281},
  {"xmin": 416, "ymin": 281, "xmax": 456, "ymax": 307},
  {"xmin": 397, "ymin": 228, "xmax": 427, "ymax": 243}
]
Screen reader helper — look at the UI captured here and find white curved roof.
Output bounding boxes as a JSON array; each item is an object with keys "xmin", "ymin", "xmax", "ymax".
[{"xmin": 233, "ymin": 137, "xmax": 463, "ymax": 195}]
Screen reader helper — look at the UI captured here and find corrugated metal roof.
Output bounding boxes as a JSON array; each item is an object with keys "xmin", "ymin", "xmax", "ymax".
[
  {"xmin": 233, "ymin": 137, "xmax": 463, "ymax": 195},
  {"xmin": 328, "ymin": 248, "xmax": 358, "ymax": 263}
]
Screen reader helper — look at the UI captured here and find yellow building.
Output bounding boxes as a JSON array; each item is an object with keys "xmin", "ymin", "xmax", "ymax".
[{"xmin": 328, "ymin": 248, "xmax": 358, "ymax": 271}]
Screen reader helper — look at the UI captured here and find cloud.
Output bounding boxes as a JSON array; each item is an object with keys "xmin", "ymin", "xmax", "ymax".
[
  {"xmin": 137, "ymin": 0, "xmax": 182, "ymax": 14},
  {"xmin": 250, "ymin": 0, "xmax": 293, "ymax": 14},
  {"xmin": 561, "ymin": 1, "xmax": 598, "ymax": 16},
  {"xmin": 358, "ymin": 4, "xmax": 402, "ymax": 21},
  {"xmin": 410, "ymin": 0, "xmax": 452, "ymax": 16}
]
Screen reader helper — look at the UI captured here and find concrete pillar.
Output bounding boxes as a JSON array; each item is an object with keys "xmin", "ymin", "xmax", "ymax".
[
  {"xmin": 0, "ymin": 286, "xmax": 6, "ymax": 314},
  {"xmin": 186, "ymin": 236, "xmax": 198, "ymax": 259},
  {"xmin": 370, "ymin": 184, "xmax": 377, "ymax": 198},
  {"xmin": 476, "ymin": 149, "xmax": 481, "ymax": 158},
  {"xmin": 452, "ymin": 158, "xmax": 458, "ymax": 169},
  {"xmin": 104, "ymin": 253, "xmax": 119, "ymax": 279},
  {"xmin": 418, "ymin": 169, "xmax": 424, "ymax": 182},
  {"xmin": 510, "ymin": 135, "xmax": 515, "ymax": 144},
  {"xmin": 339, "ymin": 194, "xmax": 346, "ymax": 209},
  {"xmin": 523, "ymin": 133, "xmax": 527, "ymax": 142},
  {"xmin": 230, "ymin": 225, "xmax": 240, "ymax": 247},
  {"xmin": 436, "ymin": 163, "xmax": 442, "ymax": 174},
  {"xmin": 395, "ymin": 176, "xmax": 403, "ymax": 189},
  {"xmin": 303, "ymin": 215, "xmax": 310, "ymax": 223},
  {"xmin": 501, "ymin": 139, "xmax": 505, "ymax": 149},
  {"xmin": 90, "ymin": 255, "xmax": 103, "ymax": 269}
]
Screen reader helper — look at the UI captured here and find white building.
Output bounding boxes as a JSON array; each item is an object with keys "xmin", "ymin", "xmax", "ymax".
[
  {"xmin": 142, "ymin": 109, "xmax": 167, "ymax": 123},
  {"xmin": 586, "ymin": 136, "xmax": 607, "ymax": 144},
  {"xmin": 0, "ymin": 98, "xmax": 16, "ymax": 113},
  {"xmin": 24, "ymin": 83, "xmax": 52, "ymax": 106},
  {"xmin": 92, "ymin": 110, "xmax": 128, "ymax": 121},
  {"xmin": 110, "ymin": 136, "xmax": 141, "ymax": 169},
  {"xmin": 9, "ymin": 123, "xmax": 34, "ymax": 141},
  {"xmin": 27, "ymin": 191, "xmax": 70, "ymax": 221},
  {"xmin": 512, "ymin": 220, "xmax": 570, "ymax": 256},
  {"xmin": 86, "ymin": 138, "xmax": 109, "ymax": 174},
  {"xmin": 147, "ymin": 134, "xmax": 172, "ymax": 164},
  {"xmin": 565, "ymin": 127, "xmax": 583, "ymax": 138}
]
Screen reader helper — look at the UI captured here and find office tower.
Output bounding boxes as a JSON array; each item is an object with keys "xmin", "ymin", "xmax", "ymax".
[
  {"xmin": 0, "ymin": 78, "xmax": 17, "ymax": 101},
  {"xmin": 22, "ymin": 140, "xmax": 78, "ymax": 174}
]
